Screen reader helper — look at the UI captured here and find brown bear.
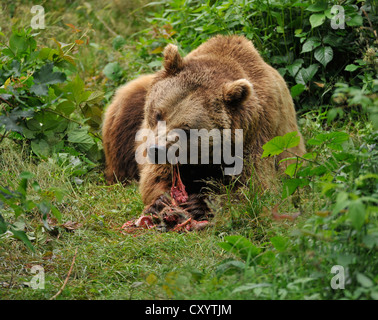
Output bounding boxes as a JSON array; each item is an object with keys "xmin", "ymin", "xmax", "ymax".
[{"xmin": 102, "ymin": 35, "xmax": 306, "ymax": 215}]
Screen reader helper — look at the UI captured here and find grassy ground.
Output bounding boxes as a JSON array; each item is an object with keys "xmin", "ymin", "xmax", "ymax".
[
  {"xmin": 1, "ymin": 1, "xmax": 377, "ymax": 300},
  {"xmin": 0, "ymin": 139, "xmax": 310, "ymax": 300}
]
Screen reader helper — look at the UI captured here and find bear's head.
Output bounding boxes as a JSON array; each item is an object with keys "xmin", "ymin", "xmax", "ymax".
[{"xmin": 140, "ymin": 44, "xmax": 252, "ymax": 182}]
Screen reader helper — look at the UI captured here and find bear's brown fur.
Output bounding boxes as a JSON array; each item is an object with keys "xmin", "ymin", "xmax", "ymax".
[
  {"xmin": 102, "ymin": 35, "xmax": 306, "ymax": 208},
  {"xmin": 103, "ymin": 74, "xmax": 155, "ymax": 184}
]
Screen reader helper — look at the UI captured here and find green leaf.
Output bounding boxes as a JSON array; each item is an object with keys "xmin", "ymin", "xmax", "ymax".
[
  {"xmin": 282, "ymin": 178, "xmax": 309, "ymax": 199},
  {"xmin": 232, "ymin": 283, "xmax": 271, "ymax": 294},
  {"xmin": 216, "ymin": 260, "xmax": 245, "ymax": 276},
  {"xmin": 271, "ymin": 11, "xmax": 284, "ymax": 27},
  {"xmin": 0, "ymin": 108, "xmax": 34, "ymax": 134},
  {"xmin": 295, "ymin": 64, "xmax": 319, "ymax": 85},
  {"xmin": 19, "ymin": 171, "xmax": 35, "ymax": 180},
  {"xmin": 63, "ymin": 76, "xmax": 91, "ymax": 107},
  {"xmin": 336, "ymin": 254, "xmax": 356, "ymax": 267},
  {"xmin": 301, "ymin": 37, "xmax": 321, "ymax": 53},
  {"xmin": 0, "ymin": 214, "xmax": 8, "ymax": 234},
  {"xmin": 56, "ymin": 100, "xmax": 76, "ymax": 116},
  {"xmin": 112, "ymin": 35, "xmax": 126, "ymax": 50},
  {"xmin": 327, "ymin": 107, "xmax": 344, "ymax": 123},
  {"xmin": 356, "ymin": 273, "xmax": 373, "ymax": 288},
  {"xmin": 346, "ymin": 14, "xmax": 363, "ymax": 27},
  {"xmin": 9, "ymin": 33, "xmax": 28, "ymax": 56},
  {"xmin": 371, "ymin": 292, "xmax": 378, "ymax": 300},
  {"xmin": 286, "ymin": 59, "xmax": 304, "ymax": 77},
  {"xmin": 67, "ymin": 127, "xmax": 95, "ymax": 152},
  {"xmin": 271, "ymin": 55, "xmax": 291, "ymax": 65},
  {"xmin": 333, "ymin": 192, "xmax": 350, "ymax": 215},
  {"xmin": 345, "ymin": 64, "xmax": 359, "ymax": 72},
  {"xmin": 314, "ymin": 46, "xmax": 333, "ymax": 67},
  {"xmin": 309, "ymin": 13, "xmax": 326, "ymax": 28},
  {"xmin": 30, "ymin": 63, "xmax": 66, "ymax": 96},
  {"xmin": 329, "ymin": 132, "xmax": 349, "ymax": 145},
  {"xmin": 323, "ymin": 34, "xmax": 342, "ymax": 47},
  {"xmin": 31, "ymin": 139, "xmax": 50, "ymax": 159},
  {"xmin": 277, "ymin": 68, "xmax": 286, "ymax": 77},
  {"xmin": 33, "ymin": 63, "xmax": 66, "ymax": 85},
  {"xmin": 262, "ymin": 132, "xmax": 300, "ymax": 158},
  {"xmin": 31, "ymin": 181, "xmax": 41, "ymax": 192},
  {"xmin": 50, "ymin": 205, "xmax": 62, "ymax": 223},
  {"xmin": 10, "ymin": 228, "xmax": 35, "ymax": 252},
  {"xmin": 348, "ymin": 200, "xmax": 366, "ymax": 230},
  {"xmin": 86, "ymin": 91, "xmax": 105, "ymax": 104},
  {"xmin": 310, "ymin": 13, "xmax": 326, "ymax": 29},
  {"xmin": 39, "ymin": 47, "xmax": 59, "ymax": 60},
  {"xmin": 270, "ymin": 236, "xmax": 290, "ymax": 252},
  {"xmin": 285, "ymin": 162, "xmax": 302, "ymax": 177},
  {"xmin": 276, "ymin": 26, "xmax": 284, "ymax": 34},
  {"xmin": 103, "ymin": 62, "xmax": 123, "ymax": 81},
  {"xmin": 362, "ymin": 233, "xmax": 378, "ymax": 249},
  {"xmin": 29, "ymin": 83, "xmax": 47, "ymax": 96},
  {"xmin": 306, "ymin": 1, "xmax": 327, "ymax": 12},
  {"xmin": 291, "ymin": 83, "xmax": 306, "ymax": 98},
  {"xmin": 218, "ymin": 235, "xmax": 260, "ymax": 261},
  {"xmin": 307, "ymin": 132, "xmax": 349, "ymax": 146},
  {"xmin": 8, "ymin": 60, "xmax": 21, "ymax": 77}
]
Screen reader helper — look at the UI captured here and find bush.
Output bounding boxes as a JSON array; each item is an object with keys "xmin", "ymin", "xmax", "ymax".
[
  {"xmin": 132, "ymin": 0, "xmax": 377, "ymax": 123},
  {"xmin": 0, "ymin": 28, "xmax": 103, "ymax": 161}
]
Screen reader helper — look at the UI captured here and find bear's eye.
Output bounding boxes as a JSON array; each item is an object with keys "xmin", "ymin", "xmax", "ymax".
[{"xmin": 155, "ymin": 111, "xmax": 163, "ymax": 123}]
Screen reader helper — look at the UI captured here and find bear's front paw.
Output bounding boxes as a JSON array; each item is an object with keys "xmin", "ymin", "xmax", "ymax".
[
  {"xmin": 179, "ymin": 194, "xmax": 212, "ymax": 221},
  {"xmin": 143, "ymin": 194, "xmax": 171, "ymax": 215},
  {"xmin": 137, "ymin": 193, "xmax": 212, "ymax": 232}
]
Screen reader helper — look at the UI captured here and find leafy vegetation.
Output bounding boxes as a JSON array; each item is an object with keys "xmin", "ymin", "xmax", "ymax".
[{"xmin": 0, "ymin": 0, "xmax": 377, "ymax": 300}]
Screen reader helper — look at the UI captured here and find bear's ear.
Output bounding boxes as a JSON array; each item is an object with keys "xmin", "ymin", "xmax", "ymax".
[
  {"xmin": 223, "ymin": 79, "xmax": 253, "ymax": 106},
  {"xmin": 163, "ymin": 44, "xmax": 184, "ymax": 75}
]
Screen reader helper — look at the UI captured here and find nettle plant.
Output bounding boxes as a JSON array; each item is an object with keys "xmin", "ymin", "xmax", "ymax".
[
  {"xmin": 0, "ymin": 172, "xmax": 64, "ymax": 251},
  {"xmin": 261, "ymin": 130, "xmax": 378, "ymax": 242},
  {"xmin": 136, "ymin": 0, "xmax": 376, "ymax": 121},
  {"xmin": 0, "ymin": 28, "xmax": 104, "ymax": 165},
  {"xmin": 211, "ymin": 131, "xmax": 377, "ymax": 299}
]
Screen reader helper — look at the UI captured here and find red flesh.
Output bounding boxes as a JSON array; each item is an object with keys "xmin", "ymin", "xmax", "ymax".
[{"xmin": 170, "ymin": 165, "xmax": 188, "ymax": 205}]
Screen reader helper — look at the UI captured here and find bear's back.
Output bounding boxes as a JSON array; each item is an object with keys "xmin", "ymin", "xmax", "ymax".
[{"xmin": 187, "ymin": 35, "xmax": 268, "ymax": 75}]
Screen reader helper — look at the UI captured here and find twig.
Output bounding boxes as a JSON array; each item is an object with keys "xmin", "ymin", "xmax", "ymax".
[
  {"xmin": 285, "ymin": 149, "xmax": 338, "ymax": 174},
  {"xmin": 44, "ymin": 108, "xmax": 84, "ymax": 126},
  {"xmin": 0, "ymin": 96, "xmax": 12, "ymax": 115},
  {"xmin": 362, "ymin": 9, "xmax": 378, "ymax": 40},
  {"xmin": 44, "ymin": 108, "xmax": 103, "ymax": 141},
  {"xmin": 0, "ymin": 130, "xmax": 9, "ymax": 144},
  {"xmin": 50, "ymin": 248, "xmax": 78, "ymax": 300},
  {"xmin": 94, "ymin": 14, "xmax": 118, "ymax": 37}
]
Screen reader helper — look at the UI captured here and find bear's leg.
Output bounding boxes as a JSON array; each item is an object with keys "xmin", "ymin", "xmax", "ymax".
[
  {"xmin": 139, "ymin": 164, "xmax": 172, "ymax": 205},
  {"xmin": 179, "ymin": 194, "xmax": 211, "ymax": 220}
]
